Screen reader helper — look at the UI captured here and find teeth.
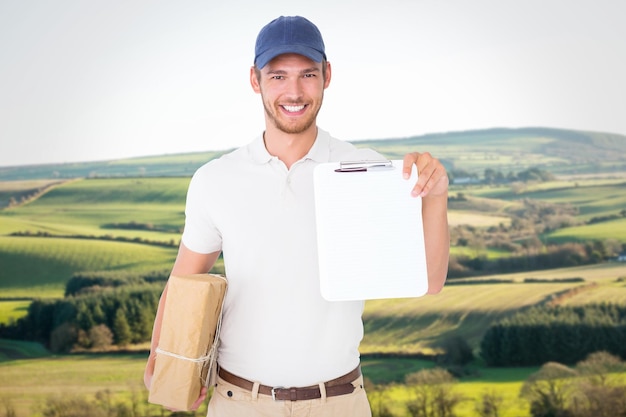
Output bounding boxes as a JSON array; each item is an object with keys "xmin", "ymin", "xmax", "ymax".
[{"xmin": 283, "ymin": 105, "xmax": 305, "ymax": 113}]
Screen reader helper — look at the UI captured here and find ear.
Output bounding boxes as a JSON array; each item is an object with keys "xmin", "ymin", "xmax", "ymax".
[
  {"xmin": 250, "ymin": 66, "xmax": 261, "ymax": 94},
  {"xmin": 323, "ymin": 61, "xmax": 332, "ymax": 89}
]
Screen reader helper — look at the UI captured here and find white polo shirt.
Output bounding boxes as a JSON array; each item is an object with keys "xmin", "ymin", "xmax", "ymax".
[{"xmin": 181, "ymin": 128, "xmax": 382, "ymax": 387}]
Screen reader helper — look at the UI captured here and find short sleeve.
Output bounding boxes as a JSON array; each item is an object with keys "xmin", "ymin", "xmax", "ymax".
[{"xmin": 180, "ymin": 165, "xmax": 222, "ymax": 254}]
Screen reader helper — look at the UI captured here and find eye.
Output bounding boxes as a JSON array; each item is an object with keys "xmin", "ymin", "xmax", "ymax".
[
  {"xmin": 304, "ymin": 73, "xmax": 316, "ymax": 78},
  {"xmin": 271, "ymin": 75, "xmax": 285, "ymax": 80}
]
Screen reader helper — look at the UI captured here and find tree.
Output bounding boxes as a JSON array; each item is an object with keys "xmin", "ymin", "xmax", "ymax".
[
  {"xmin": 49, "ymin": 322, "xmax": 78, "ymax": 353},
  {"xmin": 576, "ymin": 351, "xmax": 625, "ymax": 387},
  {"xmin": 437, "ymin": 336, "xmax": 474, "ymax": 367},
  {"xmin": 570, "ymin": 351, "xmax": 626, "ymax": 417},
  {"xmin": 520, "ymin": 362, "xmax": 577, "ymax": 417},
  {"xmin": 112, "ymin": 309, "xmax": 132, "ymax": 346},
  {"xmin": 364, "ymin": 378, "xmax": 397, "ymax": 417},
  {"xmin": 484, "ymin": 168, "xmax": 497, "ymax": 184},
  {"xmin": 128, "ymin": 299, "xmax": 152, "ymax": 343},
  {"xmin": 405, "ymin": 368, "xmax": 463, "ymax": 417},
  {"xmin": 475, "ymin": 389, "xmax": 504, "ymax": 417},
  {"xmin": 88, "ymin": 324, "xmax": 114, "ymax": 349}
]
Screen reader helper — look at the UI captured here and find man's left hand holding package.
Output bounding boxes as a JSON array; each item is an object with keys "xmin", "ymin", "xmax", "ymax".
[{"xmin": 148, "ymin": 274, "xmax": 227, "ymax": 411}]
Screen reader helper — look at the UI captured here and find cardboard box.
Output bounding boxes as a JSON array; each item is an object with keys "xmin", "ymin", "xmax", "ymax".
[{"xmin": 148, "ymin": 274, "xmax": 227, "ymax": 411}]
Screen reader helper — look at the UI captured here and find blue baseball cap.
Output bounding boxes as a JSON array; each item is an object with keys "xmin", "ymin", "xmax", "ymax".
[{"xmin": 254, "ymin": 16, "xmax": 326, "ymax": 69}]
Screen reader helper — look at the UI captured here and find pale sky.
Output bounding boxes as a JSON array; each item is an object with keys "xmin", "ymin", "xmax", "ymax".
[{"xmin": 1, "ymin": 0, "xmax": 625, "ymax": 167}]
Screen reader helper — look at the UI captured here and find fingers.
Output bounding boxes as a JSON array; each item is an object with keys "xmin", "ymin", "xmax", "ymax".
[
  {"xmin": 190, "ymin": 386, "xmax": 208, "ymax": 411},
  {"xmin": 403, "ymin": 152, "xmax": 448, "ymax": 198},
  {"xmin": 402, "ymin": 153, "xmax": 418, "ymax": 179}
]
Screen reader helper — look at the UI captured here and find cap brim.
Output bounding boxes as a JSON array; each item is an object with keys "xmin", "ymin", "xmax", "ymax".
[{"xmin": 255, "ymin": 45, "xmax": 324, "ymax": 69}]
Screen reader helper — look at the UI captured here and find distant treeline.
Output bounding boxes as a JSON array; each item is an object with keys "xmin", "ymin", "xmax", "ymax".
[
  {"xmin": 449, "ymin": 242, "xmax": 618, "ymax": 278},
  {"xmin": 480, "ymin": 303, "xmax": 626, "ymax": 366},
  {"xmin": 101, "ymin": 220, "xmax": 183, "ymax": 234},
  {"xmin": 0, "ymin": 270, "xmax": 169, "ymax": 352},
  {"xmin": 449, "ymin": 167, "xmax": 556, "ymax": 184},
  {"xmin": 9, "ymin": 230, "xmax": 179, "ymax": 247},
  {"xmin": 64, "ymin": 270, "xmax": 169, "ymax": 296},
  {"xmin": 445, "ymin": 277, "xmax": 585, "ymax": 285},
  {"xmin": 2, "ymin": 180, "xmax": 67, "ymax": 208}
]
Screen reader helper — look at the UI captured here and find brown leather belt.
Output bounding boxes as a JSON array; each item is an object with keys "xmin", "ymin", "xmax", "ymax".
[{"xmin": 217, "ymin": 366, "xmax": 361, "ymax": 401}]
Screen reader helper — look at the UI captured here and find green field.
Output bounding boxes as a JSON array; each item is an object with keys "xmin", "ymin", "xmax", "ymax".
[
  {"xmin": 0, "ymin": 300, "xmax": 30, "ymax": 324},
  {"xmin": 0, "ymin": 348, "xmax": 536, "ymax": 417},
  {"xmin": 447, "ymin": 176, "xmax": 626, "ymax": 251},
  {"xmin": 458, "ymin": 177, "xmax": 626, "ymax": 221},
  {"xmin": 362, "ymin": 263, "xmax": 626, "ymax": 354},
  {"xmin": 546, "ymin": 217, "xmax": 626, "ymax": 242},
  {"xmin": 3, "ymin": 127, "xmax": 626, "ymax": 181},
  {"xmin": 3, "ymin": 343, "xmax": 625, "ymax": 417},
  {"xmin": 357, "ymin": 128, "xmax": 626, "ymax": 177},
  {"xmin": 0, "ymin": 236, "xmax": 177, "ymax": 298},
  {"xmin": 0, "ymin": 177, "xmax": 188, "ymax": 241},
  {"xmin": 2, "ymin": 253, "xmax": 624, "ymax": 416},
  {"xmin": 0, "ymin": 351, "xmax": 158, "ymax": 417},
  {"xmin": 1, "ymin": 129, "xmax": 626, "ymax": 416},
  {"xmin": 368, "ymin": 365, "xmax": 536, "ymax": 417}
]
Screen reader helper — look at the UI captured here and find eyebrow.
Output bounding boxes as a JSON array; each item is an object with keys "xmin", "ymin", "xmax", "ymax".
[{"xmin": 267, "ymin": 67, "xmax": 320, "ymax": 76}]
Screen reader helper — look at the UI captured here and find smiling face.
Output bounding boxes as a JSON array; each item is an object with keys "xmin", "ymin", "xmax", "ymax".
[{"xmin": 251, "ymin": 53, "xmax": 331, "ymax": 135}]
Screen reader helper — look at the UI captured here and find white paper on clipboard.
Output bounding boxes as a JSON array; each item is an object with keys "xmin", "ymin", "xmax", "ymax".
[{"xmin": 313, "ymin": 159, "xmax": 429, "ymax": 301}]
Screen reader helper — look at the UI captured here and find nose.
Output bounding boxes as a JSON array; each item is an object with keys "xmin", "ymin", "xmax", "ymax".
[{"xmin": 283, "ymin": 77, "xmax": 304, "ymax": 100}]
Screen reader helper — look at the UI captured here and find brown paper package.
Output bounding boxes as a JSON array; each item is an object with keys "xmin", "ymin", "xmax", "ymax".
[{"xmin": 148, "ymin": 274, "xmax": 227, "ymax": 411}]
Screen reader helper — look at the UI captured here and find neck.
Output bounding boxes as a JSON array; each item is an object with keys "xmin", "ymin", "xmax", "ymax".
[{"xmin": 263, "ymin": 124, "xmax": 318, "ymax": 169}]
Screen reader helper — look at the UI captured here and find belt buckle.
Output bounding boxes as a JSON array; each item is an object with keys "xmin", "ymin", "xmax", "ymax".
[{"xmin": 271, "ymin": 387, "xmax": 284, "ymax": 401}]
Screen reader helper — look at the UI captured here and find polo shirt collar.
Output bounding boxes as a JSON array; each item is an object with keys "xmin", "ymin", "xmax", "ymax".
[
  {"xmin": 248, "ymin": 127, "xmax": 331, "ymax": 164},
  {"xmin": 305, "ymin": 128, "xmax": 331, "ymax": 163}
]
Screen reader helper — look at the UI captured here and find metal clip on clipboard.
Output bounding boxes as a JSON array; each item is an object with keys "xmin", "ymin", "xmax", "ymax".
[{"xmin": 334, "ymin": 160, "xmax": 394, "ymax": 172}]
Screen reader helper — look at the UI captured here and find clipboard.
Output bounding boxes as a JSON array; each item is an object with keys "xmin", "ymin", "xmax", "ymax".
[{"xmin": 313, "ymin": 159, "xmax": 429, "ymax": 301}]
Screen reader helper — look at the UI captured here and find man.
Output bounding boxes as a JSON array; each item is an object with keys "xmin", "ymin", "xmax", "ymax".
[{"xmin": 144, "ymin": 15, "xmax": 449, "ymax": 417}]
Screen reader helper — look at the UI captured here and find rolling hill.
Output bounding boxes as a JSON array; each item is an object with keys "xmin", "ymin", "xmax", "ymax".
[
  {"xmin": 1, "ymin": 125, "xmax": 625, "ymax": 354},
  {"xmin": 2, "ymin": 127, "xmax": 625, "ymax": 180},
  {"xmin": 1, "ymin": 127, "xmax": 626, "ymax": 417}
]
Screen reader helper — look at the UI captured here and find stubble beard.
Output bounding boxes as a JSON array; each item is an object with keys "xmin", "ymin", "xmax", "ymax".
[{"xmin": 262, "ymin": 95, "xmax": 323, "ymax": 135}]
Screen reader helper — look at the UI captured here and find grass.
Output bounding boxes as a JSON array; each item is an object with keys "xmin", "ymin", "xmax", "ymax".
[
  {"xmin": 519, "ymin": 183, "xmax": 626, "ymax": 218},
  {"xmin": 0, "ymin": 343, "xmax": 535, "ymax": 417},
  {"xmin": 361, "ymin": 263, "xmax": 626, "ymax": 354},
  {"xmin": 6, "ymin": 346, "xmax": 625, "ymax": 417},
  {"xmin": 4, "ymin": 127, "xmax": 626, "ymax": 181},
  {"xmin": 372, "ymin": 376, "xmax": 531, "ymax": 417},
  {"xmin": 0, "ymin": 300, "xmax": 31, "ymax": 324},
  {"xmin": 0, "ymin": 150, "xmax": 227, "ymax": 181},
  {"xmin": 0, "ymin": 236, "xmax": 177, "ymax": 298},
  {"xmin": 0, "ymin": 338, "xmax": 50, "ymax": 361},
  {"xmin": 2, "ymin": 177, "xmax": 624, "ymax": 251},
  {"xmin": 462, "ymin": 179, "xmax": 626, "ymax": 220},
  {"xmin": 0, "ymin": 337, "xmax": 622, "ymax": 417},
  {"xmin": 450, "ymin": 246, "xmax": 512, "ymax": 259},
  {"xmin": 0, "ymin": 177, "xmax": 187, "ymax": 240},
  {"xmin": 25, "ymin": 177, "xmax": 188, "ymax": 205},
  {"xmin": 1, "ymin": 145, "xmax": 625, "ymax": 416},
  {"xmin": 545, "ymin": 217, "xmax": 626, "ymax": 243},
  {"xmin": 373, "ymin": 366, "xmax": 626, "ymax": 417},
  {"xmin": 448, "ymin": 210, "xmax": 510, "ymax": 227},
  {"xmin": 362, "ymin": 359, "xmax": 537, "ymax": 417},
  {"xmin": 449, "ymin": 178, "xmax": 626, "ymax": 247},
  {"xmin": 361, "ymin": 357, "xmax": 437, "ymax": 384},
  {"xmin": 0, "ymin": 351, "xmax": 159, "ymax": 417},
  {"xmin": 0, "ymin": 179, "xmax": 66, "ymax": 208},
  {"xmin": 1, "ymin": 263, "xmax": 622, "ymax": 415}
]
